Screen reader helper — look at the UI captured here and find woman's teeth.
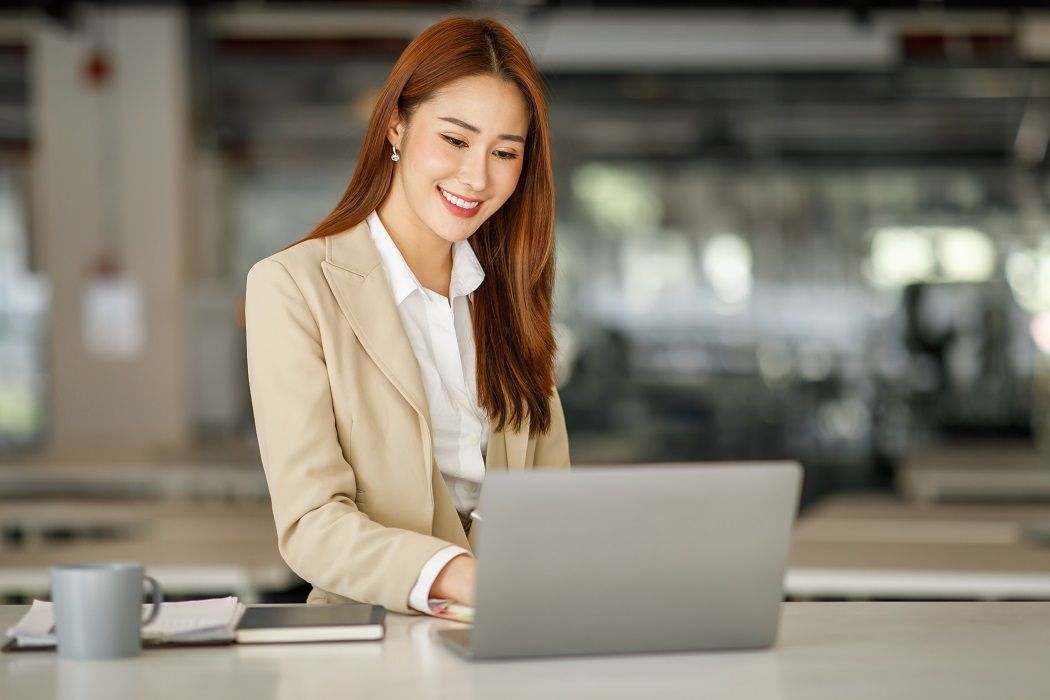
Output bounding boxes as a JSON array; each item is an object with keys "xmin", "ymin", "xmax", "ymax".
[{"xmin": 440, "ymin": 188, "xmax": 479, "ymax": 209}]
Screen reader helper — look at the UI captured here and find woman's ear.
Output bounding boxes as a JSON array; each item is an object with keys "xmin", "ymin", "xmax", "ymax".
[{"xmin": 387, "ymin": 111, "xmax": 405, "ymax": 149}]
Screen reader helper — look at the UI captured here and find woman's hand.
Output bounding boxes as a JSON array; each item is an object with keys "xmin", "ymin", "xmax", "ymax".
[{"xmin": 430, "ymin": 554, "xmax": 477, "ymax": 606}]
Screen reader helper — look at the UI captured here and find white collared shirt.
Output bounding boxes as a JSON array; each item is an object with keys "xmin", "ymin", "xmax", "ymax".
[{"xmin": 365, "ymin": 211, "xmax": 483, "ymax": 612}]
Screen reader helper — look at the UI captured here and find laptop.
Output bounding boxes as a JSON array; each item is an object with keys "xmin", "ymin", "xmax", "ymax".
[{"xmin": 436, "ymin": 461, "xmax": 802, "ymax": 659}]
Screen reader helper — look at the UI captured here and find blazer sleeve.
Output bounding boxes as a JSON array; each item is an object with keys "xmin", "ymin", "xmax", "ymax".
[
  {"xmin": 245, "ymin": 258, "xmax": 453, "ymax": 614},
  {"xmin": 532, "ymin": 387, "xmax": 571, "ymax": 470}
]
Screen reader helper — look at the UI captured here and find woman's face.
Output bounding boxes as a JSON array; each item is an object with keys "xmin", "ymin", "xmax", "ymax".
[{"xmin": 387, "ymin": 74, "xmax": 529, "ymax": 245}]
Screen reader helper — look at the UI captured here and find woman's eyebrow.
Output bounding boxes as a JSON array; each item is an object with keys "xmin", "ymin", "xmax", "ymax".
[{"xmin": 438, "ymin": 116, "xmax": 525, "ymax": 144}]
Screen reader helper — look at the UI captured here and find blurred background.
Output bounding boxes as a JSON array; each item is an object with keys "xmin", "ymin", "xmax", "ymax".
[{"xmin": 3, "ymin": 0, "xmax": 1050, "ymax": 604}]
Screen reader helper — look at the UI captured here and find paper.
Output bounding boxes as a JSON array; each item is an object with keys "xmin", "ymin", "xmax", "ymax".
[
  {"xmin": 82, "ymin": 274, "xmax": 145, "ymax": 360},
  {"xmin": 5, "ymin": 597, "xmax": 246, "ymax": 650},
  {"xmin": 427, "ymin": 599, "xmax": 474, "ymax": 624},
  {"xmin": 141, "ymin": 597, "xmax": 246, "ymax": 642}
]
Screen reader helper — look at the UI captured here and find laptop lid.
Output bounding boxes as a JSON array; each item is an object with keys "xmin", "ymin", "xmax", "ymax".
[{"xmin": 463, "ymin": 461, "xmax": 802, "ymax": 659}]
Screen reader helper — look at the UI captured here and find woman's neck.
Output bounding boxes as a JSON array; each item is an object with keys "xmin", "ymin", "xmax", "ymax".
[{"xmin": 376, "ymin": 198, "xmax": 454, "ymax": 298}]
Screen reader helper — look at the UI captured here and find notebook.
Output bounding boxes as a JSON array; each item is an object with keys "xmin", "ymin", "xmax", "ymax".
[
  {"xmin": 3, "ymin": 597, "xmax": 246, "ymax": 652},
  {"xmin": 235, "ymin": 604, "xmax": 385, "ymax": 644}
]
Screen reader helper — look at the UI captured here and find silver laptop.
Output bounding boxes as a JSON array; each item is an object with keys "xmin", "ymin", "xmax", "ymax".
[{"xmin": 436, "ymin": 461, "xmax": 802, "ymax": 659}]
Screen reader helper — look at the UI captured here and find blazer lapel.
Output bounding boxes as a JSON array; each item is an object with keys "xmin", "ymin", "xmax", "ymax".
[
  {"xmin": 487, "ymin": 419, "xmax": 530, "ymax": 472},
  {"xmin": 321, "ymin": 222, "xmax": 430, "ymax": 430},
  {"xmin": 473, "ymin": 419, "xmax": 528, "ymax": 552}
]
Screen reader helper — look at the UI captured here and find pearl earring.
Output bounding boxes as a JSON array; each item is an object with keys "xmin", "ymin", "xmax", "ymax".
[{"xmin": 391, "ymin": 145, "xmax": 400, "ymax": 162}]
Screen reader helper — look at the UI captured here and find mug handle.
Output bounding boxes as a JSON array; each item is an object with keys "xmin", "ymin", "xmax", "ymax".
[{"xmin": 141, "ymin": 575, "xmax": 164, "ymax": 626}]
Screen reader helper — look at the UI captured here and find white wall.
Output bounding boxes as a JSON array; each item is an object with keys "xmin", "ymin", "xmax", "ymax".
[{"xmin": 30, "ymin": 7, "xmax": 190, "ymax": 456}]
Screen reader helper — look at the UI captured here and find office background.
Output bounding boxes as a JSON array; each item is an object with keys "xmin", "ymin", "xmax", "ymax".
[{"xmin": 2, "ymin": 0, "xmax": 1050, "ymax": 603}]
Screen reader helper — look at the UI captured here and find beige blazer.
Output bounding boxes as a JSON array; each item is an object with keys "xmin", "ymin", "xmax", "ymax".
[{"xmin": 245, "ymin": 220, "xmax": 570, "ymax": 614}]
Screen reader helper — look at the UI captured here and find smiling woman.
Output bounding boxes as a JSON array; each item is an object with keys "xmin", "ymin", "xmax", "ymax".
[
  {"xmin": 380, "ymin": 74, "xmax": 530, "ymax": 260},
  {"xmin": 243, "ymin": 16, "xmax": 569, "ymax": 616}
]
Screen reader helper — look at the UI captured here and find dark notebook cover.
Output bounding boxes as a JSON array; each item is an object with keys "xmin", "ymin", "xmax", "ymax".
[{"xmin": 235, "ymin": 604, "xmax": 385, "ymax": 644}]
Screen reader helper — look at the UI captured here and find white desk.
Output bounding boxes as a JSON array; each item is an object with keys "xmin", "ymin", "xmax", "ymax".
[
  {"xmin": 0, "ymin": 463, "xmax": 269, "ymax": 501},
  {"xmin": 787, "ymin": 495, "xmax": 1050, "ymax": 600},
  {"xmin": 2, "ymin": 602, "xmax": 1049, "ymax": 699},
  {"xmin": 898, "ymin": 441, "xmax": 1050, "ymax": 501},
  {"xmin": 0, "ymin": 500, "xmax": 297, "ymax": 603}
]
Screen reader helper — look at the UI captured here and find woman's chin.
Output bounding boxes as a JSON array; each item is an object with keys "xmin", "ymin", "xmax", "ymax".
[{"xmin": 426, "ymin": 215, "xmax": 479, "ymax": 243}]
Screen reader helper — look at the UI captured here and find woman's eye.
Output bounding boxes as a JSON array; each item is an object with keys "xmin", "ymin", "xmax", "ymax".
[{"xmin": 442, "ymin": 135, "xmax": 519, "ymax": 160}]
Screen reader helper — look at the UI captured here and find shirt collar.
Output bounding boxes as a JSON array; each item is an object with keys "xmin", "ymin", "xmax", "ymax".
[
  {"xmin": 366, "ymin": 210, "xmax": 485, "ymax": 305},
  {"xmin": 450, "ymin": 233, "xmax": 486, "ymax": 299}
]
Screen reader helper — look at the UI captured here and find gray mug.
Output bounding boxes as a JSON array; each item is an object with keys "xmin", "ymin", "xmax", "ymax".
[{"xmin": 50, "ymin": 562, "xmax": 163, "ymax": 660}]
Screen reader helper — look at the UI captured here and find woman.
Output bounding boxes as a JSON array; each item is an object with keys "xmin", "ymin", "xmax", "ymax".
[{"xmin": 244, "ymin": 16, "xmax": 569, "ymax": 616}]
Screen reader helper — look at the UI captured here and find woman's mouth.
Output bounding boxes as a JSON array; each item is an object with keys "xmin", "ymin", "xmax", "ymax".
[{"xmin": 438, "ymin": 186, "xmax": 482, "ymax": 218}]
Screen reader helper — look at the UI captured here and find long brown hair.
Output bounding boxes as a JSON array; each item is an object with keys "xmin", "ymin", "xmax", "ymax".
[{"xmin": 291, "ymin": 16, "xmax": 556, "ymax": 435}]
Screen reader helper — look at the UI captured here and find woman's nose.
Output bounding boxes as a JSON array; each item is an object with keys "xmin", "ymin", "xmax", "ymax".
[{"xmin": 457, "ymin": 151, "xmax": 488, "ymax": 194}]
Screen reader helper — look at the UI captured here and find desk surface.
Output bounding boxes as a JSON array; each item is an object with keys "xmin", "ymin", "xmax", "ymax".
[
  {"xmin": 787, "ymin": 494, "xmax": 1050, "ymax": 600},
  {"xmin": 2, "ymin": 602, "xmax": 1048, "ymax": 700},
  {"xmin": 4, "ymin": 493, "xmax": 1050, "ymax": 604},
  {"xmin": 0, "ymin": 500, "xmax": 295, "ymax": 603}
]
